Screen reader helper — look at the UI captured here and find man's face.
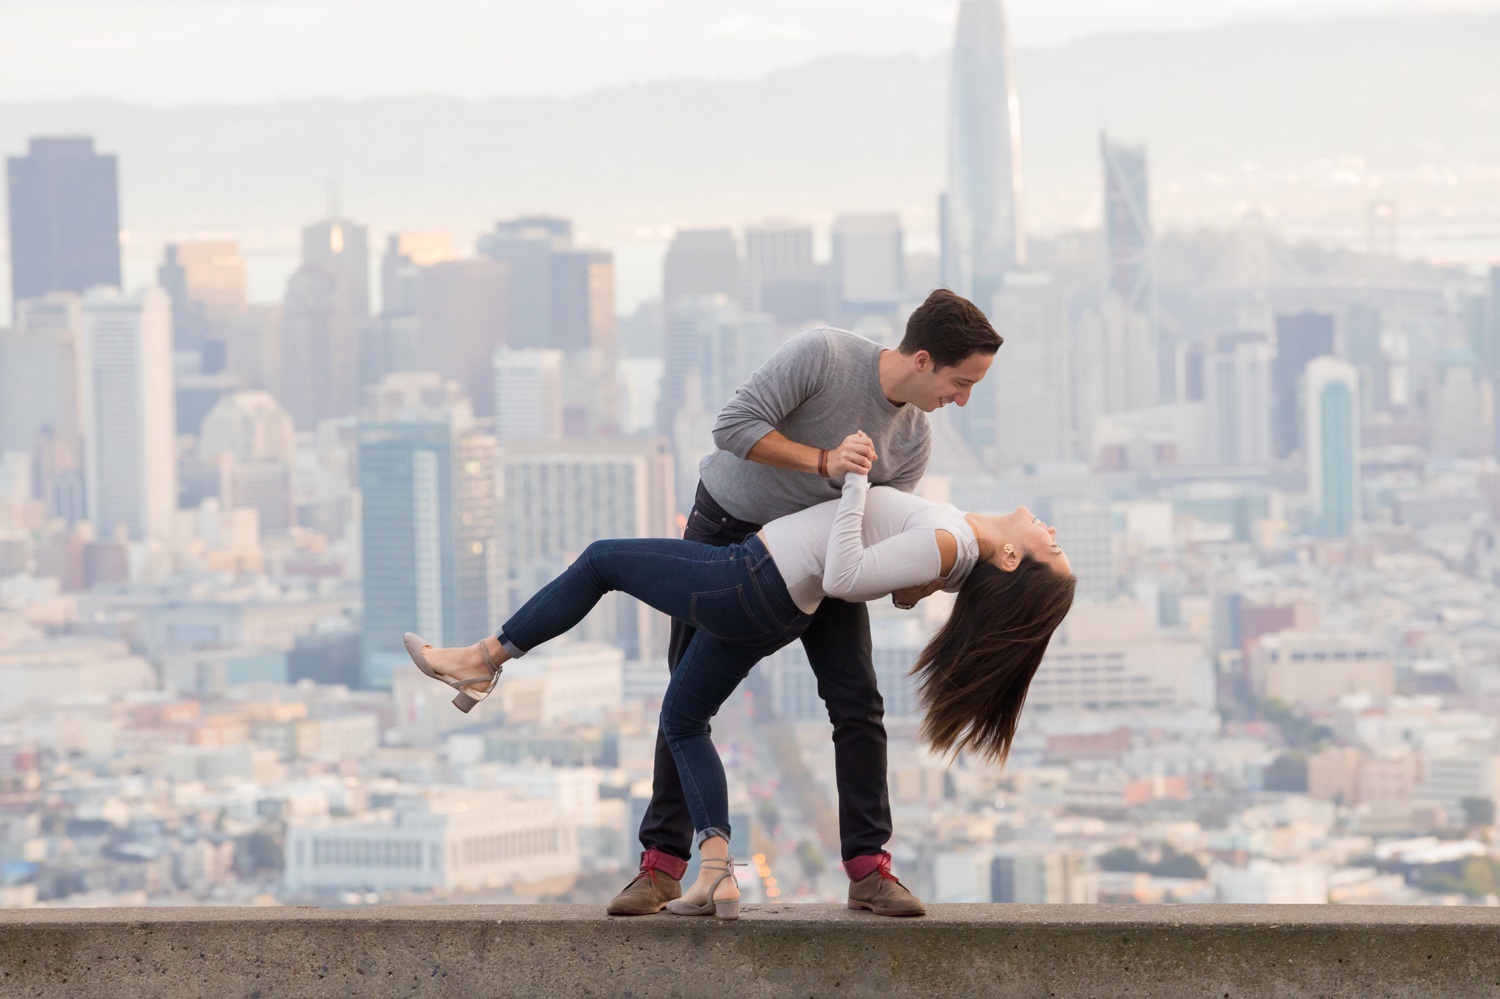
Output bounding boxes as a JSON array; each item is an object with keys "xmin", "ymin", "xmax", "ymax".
[{"xmin": 909, "ymin": 351, "xmax": 994, "ymax": 412}]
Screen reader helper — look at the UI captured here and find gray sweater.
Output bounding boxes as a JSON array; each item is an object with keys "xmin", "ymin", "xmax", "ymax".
[{"xmin": 699, "ymin": 327, "xmax": 932, "ymax": 523}]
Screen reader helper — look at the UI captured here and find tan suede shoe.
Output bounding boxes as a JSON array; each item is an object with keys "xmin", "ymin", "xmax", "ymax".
[
  {"xmin": 606, "ymin": 868, "xmax": 683, "ymax": 916},
  {"xmin": 847, "ymin": 869, "xmax": 928, "ymax": 917}
]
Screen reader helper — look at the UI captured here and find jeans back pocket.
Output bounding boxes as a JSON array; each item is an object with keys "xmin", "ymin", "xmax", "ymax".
[{"xmin": 689, "ymin": 585, "xmax": 773, "ymax": 643}]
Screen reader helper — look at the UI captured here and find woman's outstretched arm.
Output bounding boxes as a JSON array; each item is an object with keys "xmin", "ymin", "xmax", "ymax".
[{"xmin": 821, "ymin": 473, "xmax": 951, "ymax": 603}]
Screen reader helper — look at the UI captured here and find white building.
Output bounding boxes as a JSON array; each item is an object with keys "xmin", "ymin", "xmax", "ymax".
[
  {"xmin": 499, "ymin": 640, "xmax": 624, "ymax": 726},
  {"xmin": 981, "ymin": 272, "xmax": 1074, "ymax": 465},
  {"xmin": 1213, "ymin": 860, "xmax": 1327, "ymax": 904},
  {"xmin": 1418, "ymin": 744, "xmax": 1500, "ymax": 815},
  {"xmin": 831, "ymin": 213, "xmax": 904, "ymax": 309},
  {"xmin": 79, "ymin": 287, "xmax": 177, "ymax": 542},
  {"xmin": 284, "ymin": 789, "xmax": 579, "ymax": 892},
  {"xmin": 0, "ymin": 292, "xmax": 82, "ymax": 456},
  {"xmin": 501, "ymin": 437, "xmax": 675, "ymax": 659},
  {"xmin": 1031, "ymin": 601, "xmax": 1213, "ymax": 714},
  {"xmin": 198, "ymin": 391, "xmax": 297, "ymax": 534},
  {"xmin": 1249, "ymin": 632, "xmax": 1393, "ymax": 705},
  {"xmin": 493, "ymin": 348, "xmax": 564, "ymax": 441},
  {"xmin": 1202, "ymin": 336, "xmax": 1273, "ymax": 466}
]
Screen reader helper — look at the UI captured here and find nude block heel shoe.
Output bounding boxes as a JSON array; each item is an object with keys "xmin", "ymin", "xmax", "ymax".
[
  {"xmin": 665, "ymin": 858, "xmax": 743, "ymax": 921},
  {"xmin": 403, "ymin": 632, "xmax": 503, "ymax": 713}
]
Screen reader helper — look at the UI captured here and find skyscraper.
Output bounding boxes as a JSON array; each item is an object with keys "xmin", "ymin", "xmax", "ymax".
[
  {"xmin": 831, "ymin": 213, "xmax": 905, "ymax": 313},
  {"xmin": 197, "ymin": 391, "xmax": 298, "ymax": 534},
  {"xmin": 743, "ymin": 220, "xmax": 826, "ymax": 325},
  {"xmin": 6, "ymin": 137, "xmax": 122, "ymax": 312},
  {"xmin": 977, "ymin": 271, "xmax": 1073, "ymax": 464},
  {"xmin": 157, "ymin": 241, "xmax": 247, "ymax": 350},
  {"xmin": 1102, "ymin": 134, "xmax": 1152, "ymax": 316},
  {"xmin": 359, "ymin": 374, "xmax": 498, "ymax": 690},
  {"xmin": 1273, "ymin": 311, "xmax": 1336, "ymax": 458},
  {"xmin": 0, "ymin": 293, "xmax": 82, "ymax": 457},
  {"xmin": 942, "ymin": 0, "xmax": 1025, "ymax": 303},
  {"xmin": 493, "ymin": 348, "xmax": 564, "ymax": 441},
  {"xmin": 1202, "ymin": 334, "xmax": 1274, "ymax": 466},
  {"xmin": 279, "ymin": 264, "xmax": 360, "ymax": 428},
  {"xmin": 78, "ymin": 287, "xmax": 177, "ymax": 542},
  {"xmin": 302, "ymin": 214, "xmax": 371, "ymax": 320},
  {"xmin": 500, "ymin": 437, "xmax": 675, "ymax": 659},
  {"xmin": 478, "ymin": 216, "xmax": 573, "ymax": 348},
  {"xmin": 662, "ymin": 229, "xmax": 739, "ymax": 310},
  {"xmin": 417, "ymin": 258, "xmax": 510, "ymax": 415},
  {"xmin": 1100, "ymin": 133, "xmax": 1169, "ymax": 400},
  {"xmin": 1304, "ymin": 357, "xmax": 1360, "ymax": 536}
]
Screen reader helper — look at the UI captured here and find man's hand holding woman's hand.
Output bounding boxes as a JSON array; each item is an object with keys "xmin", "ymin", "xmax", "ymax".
[{"xmin": 826, "ymin": 430, "xmax": 876, "ymax": 477}]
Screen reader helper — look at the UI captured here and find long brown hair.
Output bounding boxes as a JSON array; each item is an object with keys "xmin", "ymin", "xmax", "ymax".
[{"xmin": 912, "ymin": 558, "xmax": 1076, "ymax": 764}]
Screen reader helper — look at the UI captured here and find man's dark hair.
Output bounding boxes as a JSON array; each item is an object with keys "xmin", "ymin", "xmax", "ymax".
[{"xmin": 898, "ymin": 289, "xmax": 1003, "ymax": 368}]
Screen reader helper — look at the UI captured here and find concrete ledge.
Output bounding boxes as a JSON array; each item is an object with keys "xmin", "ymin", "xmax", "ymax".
[{"xmin": 2, "ymin": 903, "xmax": 1499, "ymax": 998}]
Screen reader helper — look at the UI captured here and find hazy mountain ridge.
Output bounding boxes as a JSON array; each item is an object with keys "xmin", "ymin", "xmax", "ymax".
[{"xmin": 0, "ymin": 11, "xmax": 1495, "ymax": 249}]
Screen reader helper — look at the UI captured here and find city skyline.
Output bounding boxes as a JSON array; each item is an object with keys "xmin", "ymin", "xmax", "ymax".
[{"xmin": 2, "ymin": 0, "xmax": 1500, "ymax": 918}]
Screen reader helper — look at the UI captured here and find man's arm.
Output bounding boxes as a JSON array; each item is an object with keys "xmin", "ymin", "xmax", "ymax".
[
  {"xmin": 747, "ymin": 430, "xmax": 875, "ymax": 478},
  {"xmin": 711, "ymin": 329, "xmax": 828, "ymax": 462},
  {"xmin": 710, "ymin": 329, "xmax": 874, "ymax": 477}
]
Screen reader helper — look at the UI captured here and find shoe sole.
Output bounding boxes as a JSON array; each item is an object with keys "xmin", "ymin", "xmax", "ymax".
[
  {"xmin": 847, "ymin": 900, "xmax": 927, "ymax": 917},
  {"xmin": 607, "ymin": 903, "xmax": 672, "ymax": 916}
]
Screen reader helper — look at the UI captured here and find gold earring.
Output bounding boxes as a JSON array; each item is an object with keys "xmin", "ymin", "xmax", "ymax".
[{"xmin": 1003, "ymin": 543, "xmax": 1015, "ymax": 555}]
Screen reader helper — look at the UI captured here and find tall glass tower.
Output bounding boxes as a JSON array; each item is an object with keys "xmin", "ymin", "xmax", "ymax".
[
  {"xmin": 1305, "ymin": 357, "xmax": 1360, "ymax": 537},
  {"xmin": 942, "ymin": 0, "xmax": 1026, "ymax": 307}
]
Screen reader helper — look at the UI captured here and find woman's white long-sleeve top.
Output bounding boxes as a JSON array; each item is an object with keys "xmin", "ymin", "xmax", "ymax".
[{"xmin": 759, "ymin": 472, "xmax": 980, "ymax": 614}]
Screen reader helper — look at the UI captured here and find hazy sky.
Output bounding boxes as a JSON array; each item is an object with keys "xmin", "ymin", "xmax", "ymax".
[{"xmin": 7, "ymin": 0, "xmax": 1496, "ymax": 104}]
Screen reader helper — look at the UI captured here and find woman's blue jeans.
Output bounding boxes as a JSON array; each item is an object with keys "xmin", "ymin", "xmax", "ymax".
[{"xmin": 497, "ymin": 534, "xmax": 811, "ymax": 847}]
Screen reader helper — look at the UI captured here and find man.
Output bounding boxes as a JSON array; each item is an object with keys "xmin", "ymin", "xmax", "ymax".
[{"xmin": 609, "ymin": 288, "xmax": 1002, "ymax": 917}]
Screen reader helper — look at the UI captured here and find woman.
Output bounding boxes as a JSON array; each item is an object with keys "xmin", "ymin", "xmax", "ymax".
[{"xmin": 404, "ymin": 432, "xmax": 1076, "ymax": 919}]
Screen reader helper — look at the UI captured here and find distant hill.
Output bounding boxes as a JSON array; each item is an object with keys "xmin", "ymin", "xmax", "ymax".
[{"xmin": 0, "ymin": 11, "xmax": 1495, "ymax": 254}]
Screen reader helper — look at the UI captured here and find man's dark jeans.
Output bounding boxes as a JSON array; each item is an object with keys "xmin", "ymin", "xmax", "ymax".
[{"xmin": 638, "ymin": 480, "xmax": 893, "ymax": 864}]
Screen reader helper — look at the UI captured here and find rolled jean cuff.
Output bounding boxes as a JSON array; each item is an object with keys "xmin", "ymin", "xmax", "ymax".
[
  {"xmin": 494, "ymin": 631, "xmax": 526, "ymax": 659},
  {"xmin": 694, "ymin": 826, "xmax": 731, "ymax": 848}
]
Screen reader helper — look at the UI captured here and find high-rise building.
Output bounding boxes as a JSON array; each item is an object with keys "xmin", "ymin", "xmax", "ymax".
[
  {"xmin": 1428, "ymin": 350, "xmax": 1493, "ymax": 460},
  {"xmin": 831, "ymin": 213, "xmax": 905, "ymax": 313},
  {"xmin": 493, "ymin": 348, "xmax": 564, "ymax": 441},
  {"xmin": 500, "ymin": 437, "xmax": 675, "ymax": 660},
  {"xmin": 358, "ymin": 374, "xmax": 498, "ymax": 690},
  {"xmin": 662, "ymin": 229, "xmax": 739, "ymax": 309},
  {"xmin": 301, "ymin": 214, "xmax": 370, "ymax": 320},
  {"xmin": 1304, "ymin": 356, "xmax": 1360, "ymax": 536},
  {"xmin": 380, "ymin": 231, "xmax": 455, "ymax": 316},
  {"xmin": 6, "ymin": 137, "xmax": 121, "ymax": 312},
  {"xmin": 1486, "ymin": 266, "xmax": 1500, "ymax": 381},
  {"xmin": 550, "ymin": 249, "xmax": 619, "ymax": 435},
  {"xmin": 78, "ymin": 287, "xmax": 177, "ymax": 542},
  {"xmin": 970, "ymin": 271, "xmax": 1073, "ymax": 463},
  {"xmin": 655, "ymin": 297, "xmax": 776, "ymax": 435},
  {"xmin": 1273, "ymin": 311, "xmax": 1336, "ymax": 458},
  {"xmin": 197, "ymin": 391, "xmax": 298, "ymax": 534},
  {"xmin": 1100, "ymin": 133, "xmax": 1168, "ymax": 400},
  {"xmin": 941, "ymin": 0, "xmax": 1025, "ymax": 303},
  {"xmin": 1102, "ymin": 134, "xmax": 1152, "ymax": 317},
  {"xmin": 478, "ymin": 216, "xmax": 573, "ymax": 348},
  {"xmin": 417, "ymin": 258, "xmax": 510, "ymax": 415},
  {"xmin": 1202, "ymin": 333, "xmax": 1273, "ymax": 466},
  {"xmin": 157, "ymin": 242, "xmax": 247, "ymax": 347},
  {"xmin": 743, "ymin": 220, "xmax": 826, "ymax": 325},
  {"xmin": 0, "ymin": 293, "xmax": 82, "ymax": 457},
  {"xmin": 279, "ymin": 264, "xmax": 360, "ymax": 428}
]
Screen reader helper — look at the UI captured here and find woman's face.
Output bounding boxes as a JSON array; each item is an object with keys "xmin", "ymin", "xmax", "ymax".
[{"xmin": 1001, "ymin": 506, "xmax": 1070, "ymax": 575}]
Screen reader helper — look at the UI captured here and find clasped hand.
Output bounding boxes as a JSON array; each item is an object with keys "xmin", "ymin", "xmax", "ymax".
[{"xmin": 826, "ymin": 430, "xmax": 877, "ymax": 477}]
